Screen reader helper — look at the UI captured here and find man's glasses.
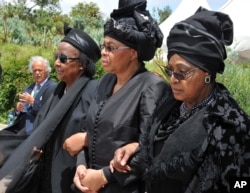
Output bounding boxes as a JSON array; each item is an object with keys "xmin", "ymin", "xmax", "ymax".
[
  {"xmin": 55, "ymin": 53, "xmax": 79, "ymax": 64},
  {"xmin": 165, "ymin": 67, "xmax": 198, "ymax": 80},
  {"xmin": 100, "ymin": 44, "xmax": 130, "ymax": 52}
]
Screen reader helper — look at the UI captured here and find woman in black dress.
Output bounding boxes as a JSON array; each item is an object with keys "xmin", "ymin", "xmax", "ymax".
[{"xmin": 110, "ymin": 7, "xmax": 250, "ymax": 193}]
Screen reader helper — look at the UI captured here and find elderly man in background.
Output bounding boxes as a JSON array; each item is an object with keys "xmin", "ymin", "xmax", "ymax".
[
  {"xmin": 6, "ymin": 56, "xmax": 57, "ymax": 135},
  {"xmin": 0, "ymin": 56, "xmax": 57, "ymax": 169}
]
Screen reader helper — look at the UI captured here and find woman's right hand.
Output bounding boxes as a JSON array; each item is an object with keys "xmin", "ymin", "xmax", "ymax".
[
  {"xmin": 63, "ymin": 132, "xmax": 88, "ymax": 156},
  {"xmin": 110, "ymin": 142, "xmax": 139, "ymax": 173}
]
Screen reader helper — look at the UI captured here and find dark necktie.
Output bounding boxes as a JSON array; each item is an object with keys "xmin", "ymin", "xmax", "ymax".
[{"xmin": 33, "ymin": 84, "xmax": 41, "ymax": 97}]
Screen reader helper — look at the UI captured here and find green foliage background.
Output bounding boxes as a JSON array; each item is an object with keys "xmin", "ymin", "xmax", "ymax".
[
  {"xmin": 0, "ymin": 1, "xmax": 249, "ymax": 124},
  {"xmin": 216, "ymin": 61, "xmax": 250, "ymax": 113},
  {"xmin": 1, "ymin": 44, "xmax": 250, "ymax": 124}
]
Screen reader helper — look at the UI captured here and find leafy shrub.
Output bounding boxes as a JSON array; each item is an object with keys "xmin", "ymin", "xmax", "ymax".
[
  {"xmin": 1, "ymin": 44, "xmax": 249, "ymax": 124},
  {"xmin": 217, "ymin": 61, "xmax": 250, "ymax": 114}
]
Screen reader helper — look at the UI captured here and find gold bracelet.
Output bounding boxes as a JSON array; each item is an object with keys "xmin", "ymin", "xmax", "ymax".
[{"xmin": 100, "ymin": 169, "xmax": 108, "ymax": 184}]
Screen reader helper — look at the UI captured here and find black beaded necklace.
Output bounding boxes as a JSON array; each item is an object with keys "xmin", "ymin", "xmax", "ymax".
[
  {"xmin": 180, "ymin": 88, "xmax": 215, "ymax": 116},
  {"xmin": 154, "ymin": 89, "xmax": 215, "ymax": 142}
]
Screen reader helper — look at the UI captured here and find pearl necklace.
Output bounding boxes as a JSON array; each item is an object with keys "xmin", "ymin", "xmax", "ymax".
[{"xmin": 180, "ymin": 89, "xmax": 215, "ymax": 116}]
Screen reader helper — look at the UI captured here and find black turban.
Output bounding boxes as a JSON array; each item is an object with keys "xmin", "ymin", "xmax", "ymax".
[
  {"xmin": 167, "ymin": 7, "xmax": 233, "ymax": 75},
  {"xmin": 104, "ymin": 0, "xmax": 163, "ymax": 61},
  {"xmin": 61, "ymin": 26, "xmax": 101, "ymax": 63}
]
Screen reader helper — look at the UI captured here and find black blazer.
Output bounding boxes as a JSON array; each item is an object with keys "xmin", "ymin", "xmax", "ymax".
[{"xmin": 79, "ymin": 70, "xmax": 175, "ymax": 193}]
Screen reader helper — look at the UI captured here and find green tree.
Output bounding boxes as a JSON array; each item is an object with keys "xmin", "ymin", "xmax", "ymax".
[
  {"xmin": 152, "ymin": 5, "xmax": 172, "ymax": 24},
  {"xmin": 158, "ymin": 5, "xmax": 172, "ymax": 24},
  {"xmin": 70, "ymin": 2, "xmax": 104, "ymax": 30},
  {"xmin": 69, "ymin": 2, "xmax": 105, "ymax": 45},
  {"xmin": 26, "ymin": 0, "xmax": 60, "ymax": 11},
  {"xmin": 0, "ymin": 2, "xmax": 30, "ymax": 42},
  {"xmin": 0, "ymin": 1, "xmax": 71, "ymax": 47}
]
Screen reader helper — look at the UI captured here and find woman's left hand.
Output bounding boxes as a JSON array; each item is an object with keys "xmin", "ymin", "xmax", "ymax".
[
  {"xmin": 73, "ymin": 165, "xmax": 96, "ymax": 193},
  {"xmin": 80, "ymin": 169, "xmax": 107, "ymax": 192}
]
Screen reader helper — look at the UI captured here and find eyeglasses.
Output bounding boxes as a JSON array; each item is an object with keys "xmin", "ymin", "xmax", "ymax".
[
  {"xmin": 100, "ymin": 44, "xmax": 130, "ymax": 52},
  {"xmin": 165, "ymin": 67, "xmax": 198, "ymax": 80},
  {"xmin": 55, "ymin": 53, "xmax": 79, "ymax": 64}
]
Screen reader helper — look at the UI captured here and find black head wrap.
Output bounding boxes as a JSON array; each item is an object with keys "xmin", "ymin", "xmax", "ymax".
[
  {"xmin": 167, "ymin": 7, "xmax": 233, "ymax": 75},
  {"xmin": 61, "ymin": 26, "xmax": 101, "ymax": 63},
  {"xmin": 104, "ymin": 0, "xmax": 163, "ymax": 61}
]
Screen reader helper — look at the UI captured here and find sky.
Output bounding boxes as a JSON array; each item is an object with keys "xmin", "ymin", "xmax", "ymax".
[
  {"xmin": 60, "ymin": 0, "xmax": 229, "ymax": 16},
  {"xmin": 3, "ymin": 0, "xmax": 229, "ymax": 17}
]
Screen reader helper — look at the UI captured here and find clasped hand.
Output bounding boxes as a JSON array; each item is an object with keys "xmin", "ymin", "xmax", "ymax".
[
  {"xmin": 73, "ymin": 165, "xmax": 107, "ymax": 193},
  {"xmin": 19, "ymin": 92, "xmax": 34, "ymax": 104},
  {"xmin": 16, "ymin": 92, "xmax": 34, "ymax": 112}
]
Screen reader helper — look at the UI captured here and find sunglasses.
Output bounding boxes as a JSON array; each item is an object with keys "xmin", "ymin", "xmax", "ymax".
[
  {"xmin": 99, "ymin": 44, "xmax": 130, "ymax": 52},
  {"xmin": 55, "ymin": 53, "xmax": 79, "ymax": 64},
  {"xmin": 165, "ymin": 67, "xmax": 198, "ymax": 80}
]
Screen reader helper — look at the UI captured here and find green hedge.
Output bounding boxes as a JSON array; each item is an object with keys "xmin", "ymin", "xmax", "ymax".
[
  {"xmin": 0, "ymin": 44, "xmax": 56, "ymax": 123},
  {"xmin": 217, "ymin": 61, "xmax": 250, "ymax": 114},
  {"xmin": 1, "ymin": 44, "xmax": 250, "ymax": 124}
]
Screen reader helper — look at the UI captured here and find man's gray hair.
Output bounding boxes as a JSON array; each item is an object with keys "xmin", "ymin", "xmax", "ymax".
[{"xmin": 28, "ymin": 56, "xmax": 52, "ymax": 73}]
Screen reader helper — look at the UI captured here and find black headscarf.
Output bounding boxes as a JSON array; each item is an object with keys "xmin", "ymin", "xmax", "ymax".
[
  {"xmin": 61, "ymin": 27, "xmax": 101, "ymax": 64},
  {"xmin": 104, "ymin": 0, "xmax": 163, "ymax": 61},
  {"xmin": 167, "ymin": 7, "xmax": 233, "ymax": 76}
]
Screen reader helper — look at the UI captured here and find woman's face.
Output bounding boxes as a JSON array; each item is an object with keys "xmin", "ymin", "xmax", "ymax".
[
  {"xmin": 55, "ymin": 42, "xmax": 82, "ymax": 86},
  {"xmin": 167, "ymin": 54, "xmax": 211, "ymax": 107},
  {"xmin": 100, "ymin": 36, "xmax": 135, "ymax": 74}
]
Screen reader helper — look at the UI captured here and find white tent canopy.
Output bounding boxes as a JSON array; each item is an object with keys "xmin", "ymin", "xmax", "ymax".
[
  {"xmin": 159, "ymin": 0, "xmax": 211, "ymax": 60},
  {"xmin": 219, "ymin": 0, "xmax": 250, "ymax": 60}
]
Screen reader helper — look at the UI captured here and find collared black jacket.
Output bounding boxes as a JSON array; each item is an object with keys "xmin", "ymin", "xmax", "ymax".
[{"xmin": 78, "ymin": 70, "xmax": 175, "ymax": 193}]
